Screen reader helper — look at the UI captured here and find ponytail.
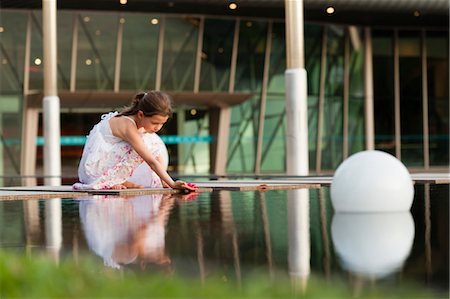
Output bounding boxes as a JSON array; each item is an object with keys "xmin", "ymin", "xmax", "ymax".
[{"xmin": 117, "ymin": 91, "xmax": 172, "ymax": 118}]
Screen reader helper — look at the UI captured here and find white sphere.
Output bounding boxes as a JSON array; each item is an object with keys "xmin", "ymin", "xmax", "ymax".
[
  {"xmin": 331, "ymin": 212, "xmax": 415, "ymax": 278},
  {"xmin": 331, "ymin": 150, "xmax": 414, "ymax": 212}
]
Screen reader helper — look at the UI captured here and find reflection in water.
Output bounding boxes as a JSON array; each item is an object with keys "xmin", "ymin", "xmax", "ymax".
[
  {"xmin": 287, "ymin": 189, "xmax": 310, "ymax": 292},
  {"xmin": 79, "ymin": 193, "xmax": 197, "ymax": 269},
  {"xmin": 2, "ymin": 185, "xmax": 446, "ymax": 295},
  {"xmin": 45, "ymin": 198, "xmax": 62, "ymax": 263},
  {"xmin": 318, "ymin": 188, "xmax": 331, "ymax": 278},
  {"xmin": 332, "ymin": 212, "xmax": 415, "ymax": 278},
  {"xmin": 259, "ymin": 192, "xmax": 274, "ymax": 278},
  {"xmin": 424, "ymin": 184, "xmax": 432, "ymax": 279},
  {"xmin": 23, "ymin": 200, "xmax": 41, "ymax": 252},
  {"xmin": 218, "ymin": 191, "xmax": 242, "ymax": 287}
]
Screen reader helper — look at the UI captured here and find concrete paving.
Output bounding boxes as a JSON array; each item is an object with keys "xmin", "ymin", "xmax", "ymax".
[
  {"xmin": 0, "ymin": 181, "xmax": 320, "ymax": 200},
  {"xmin": 0, "ymin": 173, "xmax": 447, "ymax": 200}
]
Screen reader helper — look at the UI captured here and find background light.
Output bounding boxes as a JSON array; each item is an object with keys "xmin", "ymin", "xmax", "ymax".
[
  {"xmin": 229, "ymin": 3, "xmax": 237, "ymax": 10},
  {"xmin": 326, "ymin": 6, "xmax": 335, "ymax": 14}
]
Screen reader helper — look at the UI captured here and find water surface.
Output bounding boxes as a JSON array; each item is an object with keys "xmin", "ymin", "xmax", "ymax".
[{"xmin": 0, "ymin": 185, "xmax": 448, "ymax": 295}]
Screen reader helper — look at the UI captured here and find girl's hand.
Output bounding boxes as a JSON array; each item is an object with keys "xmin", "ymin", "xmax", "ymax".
[{"xmin": 173, "ymin": 180, "xmax": 198, "ymax": 192}]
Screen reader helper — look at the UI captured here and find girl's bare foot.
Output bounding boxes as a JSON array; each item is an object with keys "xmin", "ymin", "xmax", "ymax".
[
  {"xmin": 122, "ymin": 181, "xmax": 144, "ymax": 189},
  {"xmin": 111, "ymin": 181, "xmax": 143, "ymax": 189},
  {"xmin": 111, "ymin": 184, "xmax": 126, "ymax": 190}
]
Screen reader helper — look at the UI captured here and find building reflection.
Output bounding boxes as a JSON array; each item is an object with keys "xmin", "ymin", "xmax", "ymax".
[
  {"xmin": 218, "ymin": 191, "xmax": 242, "ymax": 287},
  {"xmin": 287, "ymin": 188, "xmax": 311, "ymax": 293},
  {"xmin": 45, "ymin": 198, "xmax": 62, "ymax": 264},
  {"xmin": 23, "ymin": 200, "xmax": 41, "ymax": 253}
]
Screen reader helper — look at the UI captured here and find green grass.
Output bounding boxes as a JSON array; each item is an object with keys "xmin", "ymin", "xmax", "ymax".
[{"xmin": 0, "ymin": 250, "xmax": 446, "ymax": 299}]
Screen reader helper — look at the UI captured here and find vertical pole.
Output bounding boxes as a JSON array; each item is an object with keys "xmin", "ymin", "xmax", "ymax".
[
  {"xmin": 42, "ymin": 0, "xmax": 61, "ymax": 186},
  {"xmin": 209, "ymin": 18, "xmax": 239, "ymax": 176},
  {"xmin": 21, "ymin": 12, "xmax": 38, "ymax": 186},
  {"xmin": 285, "ymin": 1, "xmax": 309, "ymax": 291},
  {"xmin": 114, "ymin": 15, "xmax": 124, "ymax": 92},
  {"xmin": 177, "ymin": 108, "xmax": 186, "ymax": 173},
  {"xmin": 285, "ymin": 0, "xmax": 309, "ymax": 176},
  {"xmin": 394, "ymin": 29, "xmax": 401, "ymax": 159},
  {"xmin": 421, "ymin": 30, "xmax": 430, "ymax": 169},
  {"xmin": 229, "ymin": 19, "xmax": 240, "ymax": 93},
  {"xmin": 363, "ymin": 27, "xmax": 375, "ymax": 150},
  {"xmin": 21, "ymin": 13, "xmax": 41, "ymax": 256},
  {"xmin": 155, "ymin": 16, "xmax": 165, "ymax": 90},
  {"xmin": 69, "ymin": 14, "xmax": 78, "ymax": 92},
  {"xmin": 316, "ymin": 26, "xmax": 327, "ymax": 174},
  {"xmin": 255, "ymin": 21, "xmax": 273, "ymax": 174},
  {"xmin": 193, "ymin": 17, "xmax": 205, "ymax": 93},
  {"xmin": 23, "ymin": 12, "xmax": 31, "ymax": 94},
  {"xmin": 209, "ymin": 107, "xmax": 231, "ymax": 176},
  {"xmin": 343, "ymin": 29, "xmax": 350, "ymax": 159}
]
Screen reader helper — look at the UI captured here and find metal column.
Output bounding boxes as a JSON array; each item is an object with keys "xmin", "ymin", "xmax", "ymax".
[
  {"xmin": 255, "ymin": 21, "xmax": 273, "ymax": 174},
  {"xmin": 421, "ymin": 30, "xmax": 430, "ymax": 169},
  {"xmin": 363, "ymin": 27, "xmax": 375, "ymax": 150},
  {"xmin": 285, "ymin": 0, "xmax": 309, "ymax": 176},
  {"xmin": 42, "ymin": 0, "xmax": 61, "ymax": 186}
]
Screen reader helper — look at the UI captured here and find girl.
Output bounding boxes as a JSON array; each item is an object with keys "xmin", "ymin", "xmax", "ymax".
[{"xmin": 73, "ymin": 91, "xmax": 197, "ymax": 191}]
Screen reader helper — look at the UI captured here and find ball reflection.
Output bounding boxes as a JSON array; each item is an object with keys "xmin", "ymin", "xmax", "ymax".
[{"xmin": 331, "ymin": 212, "xmax": 415, "ymax": 278}]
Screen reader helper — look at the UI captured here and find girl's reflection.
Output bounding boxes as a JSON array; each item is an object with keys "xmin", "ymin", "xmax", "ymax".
[{"xmin": 79, "ymin": 193, "xmax": 197, "ymax": 269}]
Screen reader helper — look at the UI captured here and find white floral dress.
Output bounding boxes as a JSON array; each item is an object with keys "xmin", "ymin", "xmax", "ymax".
[
  {"xmin": 73, "ymin": 112, "xmax": 168, "ymax": 190},
  {"xmin": 128, "ymin": 132, "xmax": 168, "ymax": 187}
]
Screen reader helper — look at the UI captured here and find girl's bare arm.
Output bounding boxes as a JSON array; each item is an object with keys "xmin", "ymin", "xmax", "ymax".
[{"xmin": 110, "ymin": 117, "xmax": 180, "ymax": 188}]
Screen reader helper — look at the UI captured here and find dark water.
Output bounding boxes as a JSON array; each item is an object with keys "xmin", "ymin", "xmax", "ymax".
[{"xmin": 0, "ymin": 185, "xmax": 448, "ymax": 294}]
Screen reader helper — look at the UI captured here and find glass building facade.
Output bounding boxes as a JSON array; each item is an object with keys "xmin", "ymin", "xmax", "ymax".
[{"xmin": 0, "ymin": 9, "xmax": 448, "ymax": 186}]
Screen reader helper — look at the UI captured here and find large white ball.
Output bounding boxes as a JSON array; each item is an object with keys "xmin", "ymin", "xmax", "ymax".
[
  {"xmin": 331, "ymin": 150, "xmax": 414, "ymax": 212},
  {"xmin": 331, "ymin": 212, "xmax": 415, "ymax": 278}
]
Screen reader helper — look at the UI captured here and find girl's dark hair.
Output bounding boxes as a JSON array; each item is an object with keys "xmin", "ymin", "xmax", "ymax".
[{"xmin": 117, "ymin": 91, "xmax": 173, "ymax": 118}]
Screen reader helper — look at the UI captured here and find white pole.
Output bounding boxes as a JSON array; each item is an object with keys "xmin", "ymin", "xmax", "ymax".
[
  {"xmin": 285, "ymin": 0, "xmax": 309, "ymax": 176},
  {"xmin": 42, "ymin": 0, "xmax": 61, "ymax": 186}
]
